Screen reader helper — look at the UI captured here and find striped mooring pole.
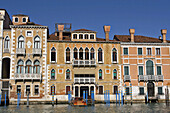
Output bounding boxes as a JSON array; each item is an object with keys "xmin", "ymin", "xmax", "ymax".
[
  {"xmin": 52, "ymin": 84, "xmax": 54, "ymax": 106},
  {"xmin": 125, "ymin": 84, "xmax": 127, "ymax": 104},
  {"xmin": 130, "ymin": 83, "xmax": 132, "ymax": 105},
  {"xmin": 116, "ymin": 91, "xmax": 117, "ymax": 105}
]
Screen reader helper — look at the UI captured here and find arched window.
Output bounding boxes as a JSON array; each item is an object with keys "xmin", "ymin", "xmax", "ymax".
[
  {"xmin": 18, "ymin": 36, "xmax": 24, "ymax": 48},
  {"xmin": 99, "ymin": 69, "xmax": 102, "ymax": 79},
  {"xmin": 146, "ymin": 60, "xmax": 154, "ymax": 75},
  {"xmin": 34, "ymin": 36, "xmax": 40, "ymax": 48},
  {"xmin": 17, "ymin": 60, "xmax": 24, "ymax": 74},
  {"xmin": 85, "ymin": 34, "xmax": 89, "ymax": 39},
  {"xmin": 34, "ymin": 60, "xmax": 40, "ymax": 74},
  {"xmin": 79, "ymin": 34, "xmax": 83, "ymax": 39},
  {"xmin": 66, "ymin": 47, "xmax": 70, "ymax": 62},
  {"xmin": 98, "ymin": 48, "xmax": 103, "ymax": 62},
  {"xmin": 90, "ymin": 34, "xmax": 94, "ymax": 39},
  {"xmin": 79, "ymin": 48, "xmax": 83, "ymax": 60},
  {"xmin": 113, "ymin": 69, "xmax": 117, "ymax": 79},
  {"xmin": 4, "ymin": 36, "xmax": 10, "ymax": 49},
  {"xmin": 25, "ymin": 60, "xmax": 32, "ymax": 74},
  {"xmin": 51, "ymin": 69, "xmax": 55, "ymax": 79},
  {"xmin": 51, "ymin": 47, "xmax": 56, "ymax": 62},
  {"xmin": 73, "ymin": 47, "xmax": 78, "ymax": 60},
  {"xmin": 85, "ymin": 48, "xmax": 89, "ymax": 60},
  {"xmin": 66, "ymin": 69, "xmax": 70, "ymax": 80},
  {"xmin": 73, "ymin": 34, "xmax": 77, "ymax": 39},
  {"xmin": 90, "ymin": 48, "xmax": 95, "ymax": 60},
  {"xmin": 112, "ymin": 48, "xmax": 117, "ymax": 62}
]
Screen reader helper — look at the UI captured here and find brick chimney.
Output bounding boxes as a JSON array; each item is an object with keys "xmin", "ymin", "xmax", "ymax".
[
  {"xmin": 161, "ymin": 29, "xmax": 167, "ymax": 43},
  {"xmin": 129, "ymin": 29, "xmax": 135, "ymax": 42},
  {"xmin": 58, "ymin": 25, "xmax": 64, "ymax": 40},
  {"xmin": 104, "ymin": 25, "xmax": 111, "ymax": 41}
]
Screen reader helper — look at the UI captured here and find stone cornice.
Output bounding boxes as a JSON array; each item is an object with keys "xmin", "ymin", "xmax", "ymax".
[{"xmin": 10, "ymin": 25, "xmax": 48, "ymax": 29}]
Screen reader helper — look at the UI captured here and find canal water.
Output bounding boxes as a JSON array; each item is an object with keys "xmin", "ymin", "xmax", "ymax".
[{"xmin": 0, "ymin": 103, "xmax": 169, "ymax": 113}]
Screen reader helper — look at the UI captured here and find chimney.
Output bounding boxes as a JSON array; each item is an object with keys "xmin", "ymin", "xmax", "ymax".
[
  {"xmin": 161, "ymin": 29, "xmax": 167, "ymax": 43},
  {"xmin": 58, "ymin": 25, "xmax": 64, "ymax": 40},
  {"xmin": 129, "ymin": 29, "xmax": 135, "ymax": 42},
  {"xmin": 104, "ymin": 25, "xmax": 111, "ymax": 41},
  {"xmin": 159, "ymin": 36, "xmax": 161, "ymax": 40}
]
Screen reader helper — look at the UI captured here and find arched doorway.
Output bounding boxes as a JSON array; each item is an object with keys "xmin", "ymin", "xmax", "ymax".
[{"xmin": 147, "ymin": 82, "xmax": 155, "ymax": 97}]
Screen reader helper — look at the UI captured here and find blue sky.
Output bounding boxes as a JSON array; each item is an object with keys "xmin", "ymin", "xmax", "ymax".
[{"xmin": 1, "ymin": 0, "xmax": 170, "ymax": 40}]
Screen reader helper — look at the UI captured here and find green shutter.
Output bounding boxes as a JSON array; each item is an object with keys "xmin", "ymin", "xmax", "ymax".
[
  {"xmin": 158, "ymin": 87, "xmax": 162, "ymax": 94},
  {"xmin": 139, "ymin": 66, "xmax": 143, "ymax": 75},
  {"xmin": 124, "ymin": 66, "xmax": 129, "ymax": 75},
  {"xmin": 139, "ymin": 87, "xmax": 144, "ymax": 95},
  {"xmin": 138, "ymin": 48, "xmax": 142, "ymax": 55},
  {"xmin": 157, "ymin": 66, "xmax": 161, "ymax": 75},
  {"xmin": 124, "ymin": 48, "xmax": 128, "ymax": 55}
]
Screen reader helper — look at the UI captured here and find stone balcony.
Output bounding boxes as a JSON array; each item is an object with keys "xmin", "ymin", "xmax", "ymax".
[
  {"xmin": 73, "ymin": 59, "xmax": 96, "ymax": 67},
  {"xmin": 138, "ymin": 75, "xmax": 163, "ymax": 82},
  {"xmin": 124, "ymin": 75, "xmax": 131, "ymax": 82},
  {"xmin": 3, "ymin": 48, "xmax": 9, "ymax": 53},
  {"xmin": 16, "ymin": 48, "xmax": 25, "ymax": 55},
  {"xmin": 33, "ymin": 48, "xmax": 41, "ymax": 55},
  {"xmin": 14, "ymin": 73, "xmax": 41, "ymax": 80},
  {"xmin": 74, "ymin": 77, "xmax": 95, "ymax": 84}
]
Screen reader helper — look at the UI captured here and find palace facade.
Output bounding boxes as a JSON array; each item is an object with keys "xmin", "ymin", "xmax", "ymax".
[{"xmin": 0, "ymin": 9, "xmax": 169, "ymax": 103}]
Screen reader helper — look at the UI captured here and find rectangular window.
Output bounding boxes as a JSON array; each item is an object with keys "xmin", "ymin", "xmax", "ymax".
[
  {"xmin": 156, "ymin": 48, "xmax": 160, "ymax": 55},
  {"xmin": 26, "ymin": 31, "xmax": 32, "ymax": 37},
  {"xmin": 124, "ymin": 48, "xmax": 128, "ymax": 55},
  {"xmin": 35, "ymin": 85, "xmax": 39, "ymax": 95},
  {"xmin": 15, "ymin": 18, "xmax": 18, "ymax": 22},
  {"xmin": 126, "ymin": 87, "xmax": 130, "ymax": 95},
  {"xmin": 124, "ymin": 66, "xmax": 129, "ymax": 75},
  {"xmin": 139, "ymin": 87, "xmax": 144, "ymax": 95},
  {"xmin": 138, "ymin": 48, "xmax": 142, "ymax": 55},
  {"xmin": 139, "ymin": 66, "xmax": 143, "ymax": 75},
  {"xmin": 17, "ymin": 85, "xmax": 21, "ymax": 93},
  {"xmin": 99, "ymin": 86, "xmax": 103, "ymax": 94},
  {"xmin": 113, "ymin": 86, "xmax": 118, "ymax": 94},
  {"xmin": 66, "ymin": 86, "xmax": 70, "ymax": 94},
  {"xmin": 147, "ymin": 48, "xmax": 152, "ymax": 55},
  {"xmin": 26, "ymin": 85, "xmax": 30, "ymax": 95},
  {"xmin": 158, "ymin": 87, "xmax": 163, "ymax": 95},
  {"xmin": 157, "ymin": 66, "xmax": 161, "ymax": 75}
]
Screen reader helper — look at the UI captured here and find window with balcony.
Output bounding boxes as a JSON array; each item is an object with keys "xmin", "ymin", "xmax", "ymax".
[
  {"xmin": 51, "ymin": 69, "xmax": 55, "ymax": 79},
  {"xmin": 79, "ymin": 34, "xmax": 83, "ymax": 39},
  {"xmin": 66, "ymin": 69, "xmax": 70, "ymax": 80},
  {"xmin": 66, "ymin": 86, "xmax": 70, "ymax": 95},
  {"xmin": 33, "ymin": 60, "xmax": 40, "ymax": 74},
  {"xmin": 51, "ymin": 47, "xmax": 56, "ymax": 62},
  {"xmin": 34, "ymin": 36, "xmax": 40, "ymax": 48},
  {"xmin": 113, "ymin": 86, "xmax": 118, "ymax": 94},
  {"xmin": 146, "ymin": 60, "xmax": 154, "ymax": 75},
  {"xmin": 73, "ymin": 34, "xmax": 77, "ymax": 39},
  {"xmin": 73, "ymin": 47, "xmax": 78, "ymax": 60},
  {"xmin": 4, "ymin": 36, "xmax": 10, "ymax": 49},
  {"xmin": 113, "ymin": 69, "xmax": 117, "ymax": 79},
  {"xmin": 112, "ymin": 48, "xmax": 117, "ymax": 63},
  {"xmin": 50, "ymin": 85, "xmax": 55, "ymax": 95},
  {"xmin": 25, "ymin": 60, "xmax": 32, "ymax": 74},
  {"xmin": 99, "ymin": 69, "xmax": 102, "ymax": 79},
  {"xmin": 85, "ymin": 48, "xmax": 89, "ymax": 60},
  {"xmin": 157, "ymin": 66, "xmax": 161, "ymax": 75},
  {"xmin": 138, "ymin": 48, "xmax": 142, "ymax": 55},
  {"xmin": 158, "ymin": 87, "xmax": 163, "ymax": 95},
  {"xmin": 79, "ymin": 48, "xmax": 83, "ymax": 60},
  {"xmin": 85, "ymin": 34, "xmax": 89, "ymax": 39},
  {"xmin": 138, "ymin": 66, "xmax": 143, "ymax": 75},
  {"xmin": 35, "ymin": 85, "xmax": 39, "ymax": 95},
  {"xmin": 66, "ymin": 47, "xmax": 70, "ymax": 62},
  {"xmin": 90, "ymin": 48, "xmax": 95, "ymax": 60},
  {"xmin": 156, "ymin": 48, "xmax": 160, "ymax": 55},
  {"xmin": 99, "ymin": 86, "xmax": 103, "ymax": 94},
  {"xmin": 18, "ymin": 36, "xmax": 24, "ymax": 48},
  {"xmin": 17, "ymin": 85, "xmax": 21, "ymax": 93},
  {"xmin": 98, "ymin": 48, "xmax": 103, "ymax": 62},
  {"xmin": 123, "ymin": 48, "xmax": 128, "ymax": 55},
  {"xmin": 124, "ymin": 66, "xmax": 129, "ymax": 75},
  {"xmin": 90, "ymin": 34, "xmax": 94, "ymax": 39},
  {"xmin": 26, "ymin": 85, "xmax": 30, "ymax": 95},
  {"xmin": 17, "ymin": 60, "xmax": 24, "ymax": 74},
  {"xmin": 147, "ymin": 48, "xmax": 152, "ymax": 55},
  {"xmin": 139, "ymin": 87, "xmax": 144, "ymax": 95}
]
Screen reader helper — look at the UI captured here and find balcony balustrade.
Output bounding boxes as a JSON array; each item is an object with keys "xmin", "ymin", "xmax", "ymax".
[
  {"xmin": 138, "ymin": 75, "xmax": 163, "ymax": 82},
  {"xmin": 74, "ymin": 77, "xmax": 95, "ymax": 84},
  {"xmin": 14, "ymin": 73, "xmax": 41, "ymax": 80},
  {"xmin": 33, "ymin": 48, "xmax": 41, "ymax": 55},
  {"xmin": 73, "ymin": 59, "xmax": 96, "ymax": 67},
  {"xmin": 3, "ymin": 48, "xmax": 9, "ymax": 53},
  {"xmin": 16, "ymin": 48, "xmax": 25, "ymax": 55},
  {"xmin": 124, "ymin": 75, "xmax": 131, "ymax": 82}
]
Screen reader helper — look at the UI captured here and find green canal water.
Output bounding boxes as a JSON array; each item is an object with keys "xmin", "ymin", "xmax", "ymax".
[{"xmin": 0, "ymin": 103, "xmax": 169, "ymax": 113}]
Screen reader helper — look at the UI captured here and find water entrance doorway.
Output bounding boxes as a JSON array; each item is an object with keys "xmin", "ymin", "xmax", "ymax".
[{"xmin": 80, "ymin": 86, "xmax": 89, "ymax": 98}]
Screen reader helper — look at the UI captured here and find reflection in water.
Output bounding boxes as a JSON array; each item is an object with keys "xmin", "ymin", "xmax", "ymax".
[{"xmin": 0, "ymin": 103, "xmax": 169, "ymax": 113}]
